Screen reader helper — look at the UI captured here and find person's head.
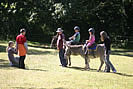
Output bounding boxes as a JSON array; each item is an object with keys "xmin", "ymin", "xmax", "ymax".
[
  {"xmin": 56, "ymin": 28, "xmax": 63, "ymax": 35},
  {"xmin": 88, "ymin": 28, "xmax": 95, "ymax": 35},
  {"xmin": 8, "ymin": 41, "xmax": 14, "ymax": 47},
  {"xmin": 100, "ymin": 31, "xmax": 108, "ymax": 41},
  {"xmin": 6, "ymin": 41, "xmax": 14, "ymax": 52},
  {"xmin": 20, "ymin": 28, "xmax": 26, "ymax": 35},
  {"xmin": 74, "ymin": 26, "xmax": 80, "ymax": 32}
]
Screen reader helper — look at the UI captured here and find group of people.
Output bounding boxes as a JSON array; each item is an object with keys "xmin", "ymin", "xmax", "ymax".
[
  {"xmin": 7, "ymin": 27, "xmax": 116, "ymax": 73},
  {"xmin": 56, "ymin": 26, "xmax": 116, "ymax": 73},
  {"xmin": 7, "ymin": 29, "xmax": 27, "ymax": 69}
]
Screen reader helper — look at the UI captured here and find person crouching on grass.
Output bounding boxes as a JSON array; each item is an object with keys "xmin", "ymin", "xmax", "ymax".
[
  {"xmin": 7, "ymin": 41, "xmax": 19, "ymax": 67},
  {"xmin": 100, "ymin": 31, "xmax": 116, "ymax": 73},
  {"xmin": 56, "ymin": 28, "xmax": 67, "ymax": 67},
  {"xmin": 16, "ymin": 28, "xmax": 28, "ymax": 69}
]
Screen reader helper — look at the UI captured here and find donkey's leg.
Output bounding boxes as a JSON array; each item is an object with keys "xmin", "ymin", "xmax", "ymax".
[
  {"xmin": 97, "ymin": 56, "xmax": 104, "ymax": 72},
  {"xmin": 84, "ymin": 55, "xmax": 90, "ymax": 70},
  {"xmin": 68, "ymin": 56, "xmax": 71, "ymax": 66}
]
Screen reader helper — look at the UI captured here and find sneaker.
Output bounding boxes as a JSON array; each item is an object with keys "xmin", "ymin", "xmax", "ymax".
[
  {"xmin": 113, "ymin": 70, "xmax": 117, "ymax": 73},
  {"xmin": 104, "ymin": 70, "xmax": 110, "ymax": 72},
  {"xmin": 62, "ymin": 65, "xmax": 67, "ymax": 67}
]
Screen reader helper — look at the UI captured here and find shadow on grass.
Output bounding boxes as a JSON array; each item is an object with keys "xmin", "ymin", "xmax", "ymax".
[
  {"xmin": 28, "ymin": 49, "xmax": 57, "ymax": 55},
  {"xmin": 0, "ymin": 59, "xmax": 10, "ymax": 69},
  {"xmin": 0, "ymin": 45, "xmax": 6, "ymax": 52},
  {"xmin": 12, "ymin": 87, "xmax": 66, "ymax": 89},
  {"xmin": 28, "ymin": 44, "xmax": 51, "ymax": 49},
  {"xmin": 68, "ymin": 66, "xmax": 97, "ymax": 72},
  {"xmin": 68, "ymin": 66, "xmax": 133, "ymax": 77},
  {"xmin": 114, "ymin": 72, "xmax": 133, "ymax": 77},
  {"xmin": 12, "ymin": 87, "xmax": 47, "ymax": 89},
  {"xmin": 53, "ymin": 87, "xmax": 67, "ymax": 89},
  {"xmin": 112, "ymin": 50, "xmax": 133, "ymax": 57},
  {"xmin": 26, "ymin": 68, "xmax": 48, "ymax": 72}
]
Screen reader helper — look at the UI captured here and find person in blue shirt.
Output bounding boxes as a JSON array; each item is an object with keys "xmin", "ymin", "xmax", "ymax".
[{"xmin": 68, "ymin": 26, "xmax": 80, "ymax": 45}]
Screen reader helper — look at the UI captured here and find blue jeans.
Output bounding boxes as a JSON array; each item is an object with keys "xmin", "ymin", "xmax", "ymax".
[
  {"xmin": 104, "ymin": 51, "xmax": 116, "ymax": 71},
  {"xmin": 59, "ymin": 48, "xmax": 66, "ymax": 66}
]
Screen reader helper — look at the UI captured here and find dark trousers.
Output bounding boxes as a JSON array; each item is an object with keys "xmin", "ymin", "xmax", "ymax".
[
  {"xmin": 59, "ymin": 48, "xmax": 66, "ymax": 66},
  {"xmin": 19, "ymin": 56, "xmax": 26, "ymax": 69}
]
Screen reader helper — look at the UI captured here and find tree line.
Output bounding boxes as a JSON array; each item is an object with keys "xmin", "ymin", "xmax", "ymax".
[{"xmin": 0, "ymin": 0, "xmax": 132, "ymax": 48}]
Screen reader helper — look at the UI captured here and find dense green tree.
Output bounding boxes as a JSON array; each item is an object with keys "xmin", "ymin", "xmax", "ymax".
[{"xmin": 0, "ymin": 0, "xmax": 132, "ymax": 48}]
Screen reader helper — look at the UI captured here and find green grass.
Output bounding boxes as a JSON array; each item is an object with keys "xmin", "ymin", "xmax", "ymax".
[{"xmin": 0, "ymin": 41, "xmax": 133, "ymax": 89}]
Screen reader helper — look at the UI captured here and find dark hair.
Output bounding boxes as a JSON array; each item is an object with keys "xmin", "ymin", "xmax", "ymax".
[
  {"xmin": 100, "ymin": 31, "xmax": 108, "ymax": 41},
  {"xmin": 20, "ymin": 28, "xmax": 26, "ymax": 33}
]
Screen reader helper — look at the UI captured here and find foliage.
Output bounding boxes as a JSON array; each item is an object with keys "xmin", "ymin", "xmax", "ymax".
[{"xmin": 0, "ymin": 0, "xmax": 132, "ymax": 47}]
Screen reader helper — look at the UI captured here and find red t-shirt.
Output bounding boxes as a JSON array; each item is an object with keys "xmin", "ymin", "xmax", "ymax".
[{"xmin": 16, "ymin": 34, "xmax": 26, "ymax": 44}]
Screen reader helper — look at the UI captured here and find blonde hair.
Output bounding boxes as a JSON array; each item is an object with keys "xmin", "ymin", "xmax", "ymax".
[
  {"xmin": 100, "ymin": 31, "xmax": 108, "ymax": 41},
  {"xmin": 6, "ymin": 41, "xmax": 14, "ymax": 52}
]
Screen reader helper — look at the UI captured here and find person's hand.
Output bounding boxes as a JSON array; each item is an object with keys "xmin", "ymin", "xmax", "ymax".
[
  {"xmin": 69, "ymin": 37, "xmax": 72, "ymax": 40},
  {"xmin": 86, "ymin": 40, "xmax": 89, "ymax": 43}
]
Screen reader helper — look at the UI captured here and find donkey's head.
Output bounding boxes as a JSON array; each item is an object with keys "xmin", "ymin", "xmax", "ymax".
[
  {"xmin": 64, "ymin": 44, "xmax": 71, "ymax": 56},
  {"xmin": 50, "ymin": 35, "xmax": 58, "ymax": 48}
]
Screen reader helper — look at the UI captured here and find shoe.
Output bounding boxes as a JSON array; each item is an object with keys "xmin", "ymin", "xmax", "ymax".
[
  {"xmin": 104, "ymin": 70, "xmax": 110, "ymax": 72},
  {"xmin": 113, "ymin": 70, "xmax": 117, "ymax": 73},
  {"xmin": 62, "ymin": 65, "xmax": 67, "ymax": 67}
]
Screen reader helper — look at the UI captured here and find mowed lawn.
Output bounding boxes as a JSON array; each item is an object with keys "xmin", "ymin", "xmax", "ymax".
[{"xmin": 0, "ymin": 41, "xmax": 133, "ymax": 89}]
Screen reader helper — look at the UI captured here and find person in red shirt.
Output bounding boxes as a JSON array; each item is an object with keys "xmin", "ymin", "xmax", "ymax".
[{"xmin": 16, "ymin": 28, "xmax": 28, "ymax": 69}]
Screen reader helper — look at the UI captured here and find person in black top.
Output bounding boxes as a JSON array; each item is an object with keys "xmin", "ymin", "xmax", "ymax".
[{"xmin": 100, "ymin": 31, "xmax": 116, "ymax": 73}]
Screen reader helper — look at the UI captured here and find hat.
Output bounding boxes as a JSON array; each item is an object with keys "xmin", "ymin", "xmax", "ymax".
[
  {"xmin": 74, "ymin": 26, "xmax": 80, "ymax": 31},
  {"xmin": 88, "ymin": 28, "xmax": 94, "ymax": 32},
  {"xmin": 56, "ymin": 28, "xmax": 63, "ymax": 32}
]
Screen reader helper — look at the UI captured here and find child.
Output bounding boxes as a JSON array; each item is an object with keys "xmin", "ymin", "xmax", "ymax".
[
  {"xmin": 7, "ymin": 41, "xmax": 19, "ymax": 67},
  {"xmin": 16, "ymin": 28, "xmax": 28, "ymax": 69},
  {"xmin": 84, "ymin": 28, "xmax": 95, "ymax": 54},
  {"xmin": 56, "ymin": 28, "xmax": 67, "ymax": 67},
  {"xmin": 100, "ymin": 31, "xmax": 116, "ymax": 73},
  {"xmin": 69, "ymin": 26, "xmax": 80, "ymax": 45}
]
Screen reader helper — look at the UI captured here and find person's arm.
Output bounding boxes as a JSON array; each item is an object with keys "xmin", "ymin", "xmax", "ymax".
[
  {"xmin": 63, "ymin": 34, "xmax": 67, "ymax": 47},
  {"xmin": 22, "ymin": 36, "xmax": 28, "ymax": 52},
  {"xmin": 24, "ymin": 42, "xmax": 28, "ymax": 51},
  {"xmin": 16, "ymin": 36, "xmax": 18, "ymax": 52},
  {"xmin": 104, "ymin": 39, "xmax": 110, "ymax": 54},
  {"xmin": 86, "ymin": 35, "xmax": 92, "ymax": 43},
  {"xmin": 57, "ymin": 35, "xmax": 60, "ymax": 50}
]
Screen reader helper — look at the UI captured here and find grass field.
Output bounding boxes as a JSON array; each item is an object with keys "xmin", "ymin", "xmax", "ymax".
[{"xmin": 0, "ymin": 41, "xmax": 133, "ymax": 89}]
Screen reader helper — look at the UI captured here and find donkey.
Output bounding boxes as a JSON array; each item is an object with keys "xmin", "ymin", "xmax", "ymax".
[
  {"xmin": 64, "ymin": 44, "xmax": 105, "ymax": 71},
  {"xmin": 50, "ymin": 36, "xmax": 105, "ymax": 71}
]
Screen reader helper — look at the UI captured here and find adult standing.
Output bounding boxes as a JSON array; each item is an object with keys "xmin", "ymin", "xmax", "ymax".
[
  {"xmin": 16, "ymin": 28, "xmax": 28, "ymax": 69},
  {"xmin": 100, "ymin": 31, "xmax": 116, "ymax": 73},
  {"xmin": 56, "ymin": 28, "xmax": 67, "ymax": 67}
]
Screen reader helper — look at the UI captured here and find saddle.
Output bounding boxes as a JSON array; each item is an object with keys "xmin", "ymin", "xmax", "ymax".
[
  {"xmin": 88, "ymin": 43, "xmax": 97, "ymax": 58},
  {"xmin": 88, "ymin": 43, "xmax": 97, "ymax": 49}
]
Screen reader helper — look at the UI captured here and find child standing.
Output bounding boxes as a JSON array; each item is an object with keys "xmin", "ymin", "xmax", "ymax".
[
  {"xmin": 84, "ymin": 28, "xmax": 95, "ymax": 54},
  {"xmin": 100, "ymin": 31, "xmax": 116, "ymax": 73},
  {"xmin": 56, "ymin": 28, "xmax": 67, "ymax": 67},
  {"xmin": 16, "ymin": 28, "xmax": 28, "ymax": 69},
  {"xmin": 7, "ymin": 41, "xmax": 19, "ymax": 67},
  {"xmin": 69, "ymin": 26, "xmax": 80, "ymax": 45}
]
